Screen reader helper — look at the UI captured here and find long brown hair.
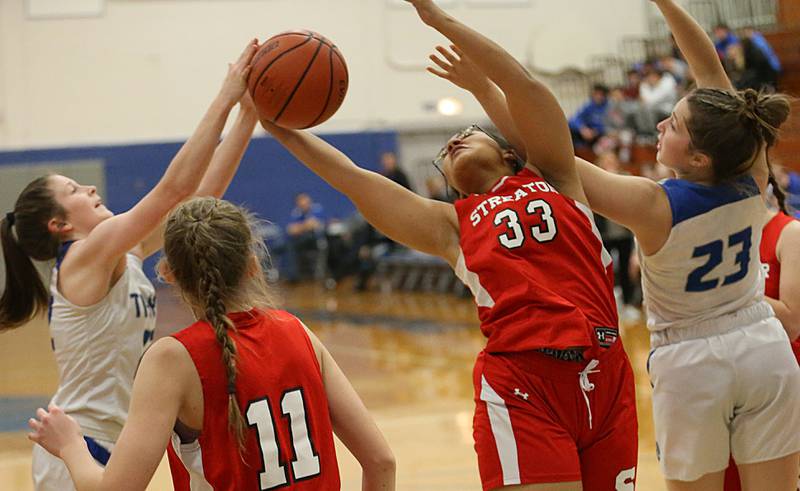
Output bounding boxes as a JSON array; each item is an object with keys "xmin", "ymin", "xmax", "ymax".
[
  {"xmin": 162, "ymin": 197, "xmax": 276, "ymax": 449},
  {"xmin": 686, "ymin": 88, "xmax": 791, "ymax": 183},
  {"xmin": 0, "ymin": 175, "xmax": 65, "ymax": 330}
]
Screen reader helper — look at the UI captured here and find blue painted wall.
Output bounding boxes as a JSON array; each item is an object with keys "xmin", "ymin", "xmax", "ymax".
[{"xmin": 0, "ymin": 131, "xmax": 397, "ymax": 277}]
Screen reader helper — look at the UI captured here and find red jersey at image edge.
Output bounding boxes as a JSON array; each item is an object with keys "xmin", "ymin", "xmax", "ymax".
[{"xmin": 760, "ymin": 211, "xmax": 800, "ymax": 363}]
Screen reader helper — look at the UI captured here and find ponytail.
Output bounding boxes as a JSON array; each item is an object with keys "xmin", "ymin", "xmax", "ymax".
[{"xmin": 0, "ymin": 176, "xmax": 63, "ymax": 331}]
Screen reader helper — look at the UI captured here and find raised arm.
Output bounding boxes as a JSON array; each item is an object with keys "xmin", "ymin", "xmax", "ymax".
[
  {"xmin": 261, "ymin": 121, "xmax": 460, "ymax": 265},
  {"xmin": 69, "ymin": 41, "xmax": 257, "ymax": 274},
  {"xmin": 133, "ymin": 93, "xmax": 260, "ymax": 259},
  {"xmin": 407, "ymin": 0, "xmax": 584, "ymax": 203},
  {"xmin": 652, "ymin": 0, "xmax": 732, "ymax": 90},
  {"xmin": 305, "ymin": 327, "xmax": 395, "ymax": 491}
]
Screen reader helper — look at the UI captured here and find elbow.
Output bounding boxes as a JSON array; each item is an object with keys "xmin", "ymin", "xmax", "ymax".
[
  {"xmin": 362, "ymin": 449, "xmax": 396, "ymax": 476},
  {"xmin": 784, "ymin": 316, "xmax": 800, "ymax": 343}
]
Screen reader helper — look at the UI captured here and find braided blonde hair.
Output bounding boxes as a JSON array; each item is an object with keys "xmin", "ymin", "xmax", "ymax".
[{"xmin": 162, "ymin": 197, "xmax": 276, "ymax": 449}]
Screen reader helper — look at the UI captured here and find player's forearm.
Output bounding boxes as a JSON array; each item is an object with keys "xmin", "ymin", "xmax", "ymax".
[
  {"xmin": 361, "ymin": 458, "xmax": 396, "ymax": 491},
  {"xmin": 652, "ymin": 0, "xmax": 731, "ymax": 89},
  {"xmin": 263, "ymin": 123, "xmax": 373, "ymax": 198},
  {"xmin": 157, "ymin": 95, "xmax": 237, "ymax": 201},
  {"xmin": 472, "ymin": 83, "xmax": 527, "ymax": 159},
  {"xmin": 196, "ymin": 104, "xmax": 258, "ymax": 198},
  {"xmin": 61, "ymin": 440, "xmax": 106, "ymax": 491},
  {"xmin": 766, "ymin": 297, "xmax": 800, "ymax": 341}
]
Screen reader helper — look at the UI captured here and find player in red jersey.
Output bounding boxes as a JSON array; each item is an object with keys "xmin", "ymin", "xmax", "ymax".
[
  {"xmin": 724, "ymin": 177, "xmax": 800, "ymax": 490},
  {"xmin": 27, "ymin": 197, "xmax": 396, "ymax": 491},
  {"xmin": 259, "ymin": 1, "xmax": 637, "ymax": 488}
]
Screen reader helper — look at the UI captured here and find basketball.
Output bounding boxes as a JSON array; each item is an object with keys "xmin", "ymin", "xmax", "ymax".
[{"xmin": 248, "ymin": 30, "xmax": 349, "ymax": 129}]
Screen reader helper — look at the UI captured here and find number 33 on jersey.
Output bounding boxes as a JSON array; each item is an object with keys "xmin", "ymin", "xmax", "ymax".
[{"xmin": 454, "ymin": 169, "xmax": 618, "ymax": 355}]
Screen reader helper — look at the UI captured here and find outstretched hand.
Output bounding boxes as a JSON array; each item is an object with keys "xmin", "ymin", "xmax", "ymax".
[
  {"xmin": 28, "ymin": 404, "xmax": 84, "ymax": 458},
  {"xmin": 428, "ymin": 44, "xmax": 492, "ymax": 93},
  {"xmin": 219, "ymin": 38, "xmax": 259, "ymax": 106}
]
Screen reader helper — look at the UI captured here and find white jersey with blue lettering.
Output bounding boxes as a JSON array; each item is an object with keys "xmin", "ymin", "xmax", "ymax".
[
  {"xmin": 640, "ymin": 176, "xmax": 769, "ymax": 332},
  {"xmin": 48, "ymin": 243, "xmax": 156, "ymax": 441}
]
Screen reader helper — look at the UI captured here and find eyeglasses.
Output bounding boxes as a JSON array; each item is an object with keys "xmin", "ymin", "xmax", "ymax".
[
  {"xmin": 432, "ymin": 124, "xmax": 483, "ymax": 169},
  {"xmin": 431, "ymin": 124, "xmax": 493, "ymax": 201}
]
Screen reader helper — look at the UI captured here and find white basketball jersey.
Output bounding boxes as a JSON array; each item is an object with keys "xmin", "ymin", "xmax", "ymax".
[
  {"xmin": 641, "ymin": 176, "xmax": 768, "ymax": 332},
  {"xmin": 49, "ymin": 244, "xmax": 156, "ymax": 441}
]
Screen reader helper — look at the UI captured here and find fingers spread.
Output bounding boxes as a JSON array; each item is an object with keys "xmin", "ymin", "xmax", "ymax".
[{"xmin": 429, "ymin": 54, "xmax": 452, "ymax": 71}]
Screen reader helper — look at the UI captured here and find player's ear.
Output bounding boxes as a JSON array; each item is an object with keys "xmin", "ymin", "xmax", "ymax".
[{"xmin": 156, "ymin": 257, "xmax": 176, "ymax": 285}]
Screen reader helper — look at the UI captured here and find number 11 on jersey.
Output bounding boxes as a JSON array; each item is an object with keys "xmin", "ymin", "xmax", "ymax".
[{"xmin": 246, "ymin": 388, "xmax": 321, "ymax": 490}]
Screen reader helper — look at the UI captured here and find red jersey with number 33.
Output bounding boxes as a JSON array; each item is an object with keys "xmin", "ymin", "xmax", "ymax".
[
  {"xmin": 166, "ymin": 309, "xmax": 340, "ymax": 490},
  {"xmin": 760, "ymin": 211, "xmax": 800, "ymax": 363},
  {"xmin": 454, "ymin": 169, "xmax": 618, "ymax": 354}
]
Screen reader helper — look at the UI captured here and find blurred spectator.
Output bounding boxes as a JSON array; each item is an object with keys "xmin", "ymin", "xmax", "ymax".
[
  {"xmin": 727, "ymin": 38, "xmax": 779, "ymax": 91},
  {"xmin": 286, "ymin": 193, "xmax": 327, "ymax": 282},
  {"xmin": 622, "ymin": 69, "xmax": 641, "ymax": 100},
  {"xmin": 773, "ymin": 165, "xmax": 800, "ymax": 217},
  {"xmin": 594, "ymin": 88, "xmax": 636, "ymax": 162},
  {"xmin": 658, "ymin": 54, "xmax": 689, "ymax": 86},
  {"xmin": 637, "ymin": 68, "xmax": 678, "ymax": 135},
  {"xmin": 713, "ymin": 23, "xmax": 740, "ymax": 59},
  {"xmin": 743, "ymin": 27, "xmax": 781, "ymax": 74},
  {"xmin": 569, "ymin": 84, "xmax": 610, "ymax": 147},
  {"xmin": 380, "ymin": 151, "xmax": 412, "ymax": 190}
]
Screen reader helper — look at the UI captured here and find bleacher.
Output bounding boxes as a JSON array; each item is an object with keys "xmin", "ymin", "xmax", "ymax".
[{"xmin": 373, "ymin": 0, "xmax": 800, "ymax": 294}]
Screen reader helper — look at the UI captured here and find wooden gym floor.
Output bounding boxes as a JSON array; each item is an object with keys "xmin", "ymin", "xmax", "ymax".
[{"xmin": 0, "ymin": 281, "xmax": 665, "ymax": 490}]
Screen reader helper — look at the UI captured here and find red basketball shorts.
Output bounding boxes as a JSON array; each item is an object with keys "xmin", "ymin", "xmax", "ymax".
[{"xmin": 472, "ymin": 340, "xmax": 638, "ymax": 490}]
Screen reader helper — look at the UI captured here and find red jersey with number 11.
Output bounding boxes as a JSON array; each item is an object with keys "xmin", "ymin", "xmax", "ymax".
[
  {"xmin": 454, "ymin": 169, "xmax": 618, "ymax": 355},
  {"xmin": 167, "ymin": 309, "xmax": 340, "ymax": 490}
]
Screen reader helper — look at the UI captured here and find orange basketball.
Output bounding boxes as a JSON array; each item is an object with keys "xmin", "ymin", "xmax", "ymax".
[{"xmin": 248, "ymin": 30, "xmax": 349, "ymax": 129}]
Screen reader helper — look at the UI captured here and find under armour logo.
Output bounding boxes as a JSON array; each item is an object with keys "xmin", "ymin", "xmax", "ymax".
[{"xmin": 513, "ymin": 388, "xmax": 529, "ymax": 400}]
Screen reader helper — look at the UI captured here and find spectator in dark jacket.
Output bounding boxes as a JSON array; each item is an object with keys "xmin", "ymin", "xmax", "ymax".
[{"xmin": 568, "ymin": 84, "xmax": 610, "ymax": 147}]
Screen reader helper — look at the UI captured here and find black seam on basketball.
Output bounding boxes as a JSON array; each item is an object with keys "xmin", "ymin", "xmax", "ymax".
[
  {"xmin": 274, "ymin": 38, "xmax": 324, "ymax": 124},
  {"xmin": 332, "ymin": 48, "xmax": 348, "ymax": 80},
  {"xmin": 251, "ymin": 32, "xmax": 313, "ymax": 109},
  {"xmin": 308, "ymin": 46, "xmax": 335, "ymax": 128},
  {"xmin": 308, "ymin": 35, "xmax": 346, "ymax": 69}
]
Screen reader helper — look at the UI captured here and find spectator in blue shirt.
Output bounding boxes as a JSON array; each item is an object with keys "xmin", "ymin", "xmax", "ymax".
[
  {"xmin": 568, "ymin": 84, "xmax": 609, "ymax": 148},
  {"xmin": 713, "ymin": 23, "xmax": 740, "ymax": 59},
  {"xmin": 286, "ymin": 193, "xmax": 326, "ymax": 282}
]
